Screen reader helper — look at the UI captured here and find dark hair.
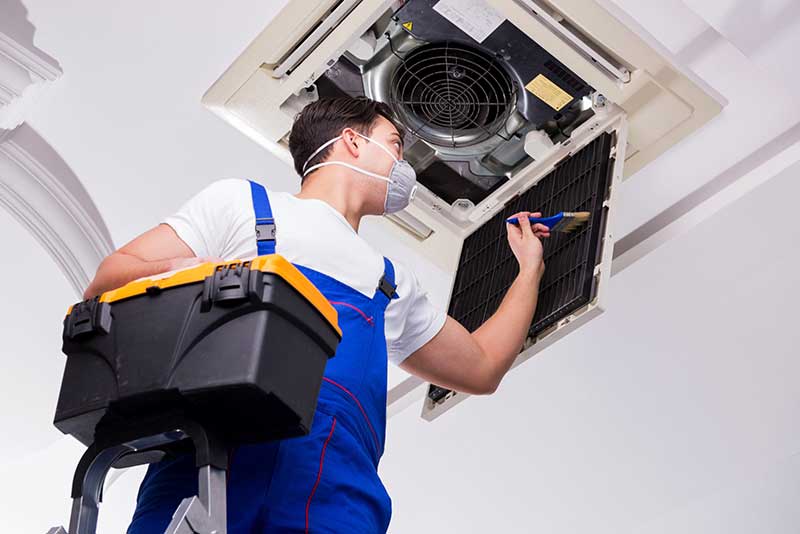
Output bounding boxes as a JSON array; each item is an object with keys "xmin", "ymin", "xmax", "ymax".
[{"xmin": 288, "ymin": 96, "xmax": 406, "ymax": 180}]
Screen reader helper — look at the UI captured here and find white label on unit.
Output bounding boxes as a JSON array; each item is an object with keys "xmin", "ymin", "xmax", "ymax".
[{"xmin": 433, "ymin": 0, "xmax": 505, "ymax": 43}]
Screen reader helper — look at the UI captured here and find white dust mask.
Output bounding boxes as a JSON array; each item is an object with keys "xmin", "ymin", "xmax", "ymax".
[{"xmin": 301, "ymin": 131, "xmax": 418, "ymax": 214}]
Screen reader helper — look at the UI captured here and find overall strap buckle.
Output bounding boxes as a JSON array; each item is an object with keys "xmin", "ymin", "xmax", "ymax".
[
  {"xmin": 377, "ymin": 274, "xmax": 397, "ymax": 299},
  {"xmin": 250, "ymin": 180, "xmax": 276, "ymax": 255},
  {"xmin": 255, "ymin": 217, "xmax": 276, "ymax": 242}
]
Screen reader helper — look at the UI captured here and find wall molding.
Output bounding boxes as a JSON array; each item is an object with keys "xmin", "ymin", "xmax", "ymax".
[
  {"xmin": 0, "ymin": 30, "xmax": 61, "ymax": 129},
  {"xmin": 0, "ymin": 124, "xmax": 113, "ymax": 297}
]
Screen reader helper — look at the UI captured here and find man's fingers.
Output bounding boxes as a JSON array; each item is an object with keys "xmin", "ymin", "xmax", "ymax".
[
  {"xmin": 508, "ymin": 211, "xmax": 550, "ymax": 239},
  {"xmin": 518, "ymin": 211, "xmax": 534, "ymax": 236},
  {"xmin": 507, "ymin": 212, "xmax": 527, "ymax": 234},
  {"xmin": 532, "ymin": 223, "xmax": 549, "ymax": 233}
]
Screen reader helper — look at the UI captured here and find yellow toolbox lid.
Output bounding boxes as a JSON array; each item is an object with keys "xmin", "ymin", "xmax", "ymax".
[{"xmin": 72, "ymin": 255, "xmax": 341, "ymax": 337}]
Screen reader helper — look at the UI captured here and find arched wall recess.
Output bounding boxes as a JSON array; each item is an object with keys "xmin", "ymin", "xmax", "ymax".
[
  {"xmin": 0, "ymin": 5, "xmax": 112, "ymax": 298},
  {"xmin": 0, "ymin": 124, "xmax": 114, "ymax": 297},
  {"xmin": 0, "ymin": 2, "xmax": 123, "ymax": 517}
]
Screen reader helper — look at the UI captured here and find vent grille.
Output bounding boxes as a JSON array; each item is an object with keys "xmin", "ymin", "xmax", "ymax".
[
  {"xmin": 390, "ymin": 41, "xmax": 516, "ymax": 147},
  {"xmin": 428, "ymin": 132, "xmax": 614, "ymax": 404},
  {"xmin": 544, "ymin": 59, "xmax": 585, "ymax": 94},
  {"xmin": 449, "ymin": 132, "xmax": 613, "ymax": 336}
]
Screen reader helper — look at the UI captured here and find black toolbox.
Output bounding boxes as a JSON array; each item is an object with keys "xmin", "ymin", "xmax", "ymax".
[{"xmin": 54, "ymin": 254, "xmax": 342, "ymax": 448}]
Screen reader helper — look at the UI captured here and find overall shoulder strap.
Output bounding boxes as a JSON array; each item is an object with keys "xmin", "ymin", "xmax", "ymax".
[
  {"xmin": 249, "ymin": 180, "xmax": 275, "ymax": 255},
  {"xmin": 376, "ymin": 257, "xmax": 400, "ymax": 302}
]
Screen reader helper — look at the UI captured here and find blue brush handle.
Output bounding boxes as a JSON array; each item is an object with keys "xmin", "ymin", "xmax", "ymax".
[{"xmin": 506, "ymin": 212, "xmax": 564, "ymax": 229}]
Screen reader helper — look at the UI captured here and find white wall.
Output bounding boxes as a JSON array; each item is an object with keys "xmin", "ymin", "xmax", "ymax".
[{"xmin": 0, "ymin": 206, "xmax": 145, "ymax": 532}]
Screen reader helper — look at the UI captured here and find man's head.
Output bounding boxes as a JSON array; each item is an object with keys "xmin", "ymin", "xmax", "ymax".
[{"xmin": 289, "ymin": 96, "xmax": 407, "ymax": 186}]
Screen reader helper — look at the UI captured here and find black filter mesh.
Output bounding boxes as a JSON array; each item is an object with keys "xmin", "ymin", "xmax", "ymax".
[
  {"xmin": 449, "ymin": 132, "xmax": 614, "ymax": 335},
  {"xmin": 448, "ymin": 132, "xmax": 614, "ymax": 336}
]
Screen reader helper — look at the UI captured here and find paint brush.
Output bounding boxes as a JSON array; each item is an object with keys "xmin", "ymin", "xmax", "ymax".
[{"xmin": 505, "ymin": 211, "xmax": 590, "ymax": 233}]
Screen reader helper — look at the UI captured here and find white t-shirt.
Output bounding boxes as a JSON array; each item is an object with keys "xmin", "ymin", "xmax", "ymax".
[{"xmin": 161, "ymin": 178, "xmax": 446, "ymax": 366}]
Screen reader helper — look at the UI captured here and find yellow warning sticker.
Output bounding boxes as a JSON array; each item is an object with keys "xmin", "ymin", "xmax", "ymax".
[
  {"xmin": 525, "ymin": 74, "xmax": 572, "ymax": 111},
  {"xmin": 402, "ymin": 21, "xmax": 413, "ymax": 31}
]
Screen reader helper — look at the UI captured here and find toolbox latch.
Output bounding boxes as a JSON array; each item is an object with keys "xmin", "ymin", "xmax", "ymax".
[
  {"xmin": 201, "ymin": 263, "xmax": 263, "ymax": 311},
  {"xmin": 64, "ymin": 297, "xmax": 113, "ymax": 339}
]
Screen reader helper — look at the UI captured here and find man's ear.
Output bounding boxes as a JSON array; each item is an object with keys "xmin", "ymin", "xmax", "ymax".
[{"xmin": 341, "ymin": 127, "xmax": 361, "ymax": 157}]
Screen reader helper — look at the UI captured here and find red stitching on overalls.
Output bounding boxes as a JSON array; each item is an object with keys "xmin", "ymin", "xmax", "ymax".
[
  {"xmin": 328, "ymin": 300, "xmax": 374, "ymax": 325},
  {"xmin": 226, "ymin": 445, "xmax": 237, "ymax": 488},
  {"xmin": 322, "ymin": 377, "xmax": 381, "ymax": 453},
  {"xmin": 306, "ymin": 416, "xmax": 337, "ymax": 534}
]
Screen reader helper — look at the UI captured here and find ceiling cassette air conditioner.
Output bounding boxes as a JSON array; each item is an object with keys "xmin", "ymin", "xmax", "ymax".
[{"xmin": 203, "ymin": 0, "xmax": 723, "ymax": 420}]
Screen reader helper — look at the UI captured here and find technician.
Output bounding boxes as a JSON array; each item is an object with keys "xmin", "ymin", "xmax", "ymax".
[{"xmin": 83, "ymin": 96, "xmax": 550, "ymax": 533}]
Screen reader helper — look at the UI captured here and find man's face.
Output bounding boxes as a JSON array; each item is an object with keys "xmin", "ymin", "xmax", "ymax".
[
  {"xmin": 328, "ymin": 115, "xmax": 407, "ymax": 215},
  {"xmin": 353, "ymin": 115, "xmax": 404, "ymax": 177}
]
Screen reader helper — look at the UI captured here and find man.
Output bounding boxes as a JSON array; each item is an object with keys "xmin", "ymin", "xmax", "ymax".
[{"xmin": 84, "ymin": 96, "xmax": 550, "ymax": 533}]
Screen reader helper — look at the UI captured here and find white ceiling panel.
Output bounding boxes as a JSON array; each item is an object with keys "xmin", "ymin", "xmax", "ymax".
[
  {"xmin": 683, "ymin": 0, "xmax": 800, "ymax": 92},
  {"xmin": 606, "ymin": 0, "xmax": 710, "ymax": 54},
  {"xmin": 616, "ymin": 35, "xmax": 800, "ymax": 237}
]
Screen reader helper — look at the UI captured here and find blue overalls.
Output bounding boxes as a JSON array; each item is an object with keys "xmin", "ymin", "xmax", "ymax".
[{"xmin": 128, "ymin": 180, "xmax": 398, "ymax": 533}]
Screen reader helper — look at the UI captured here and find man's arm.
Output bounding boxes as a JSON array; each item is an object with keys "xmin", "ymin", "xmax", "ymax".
[
  {"xmin": 82, "ymin": 223, "xmax": 218, "ymax": 300},
  {"xmin": 399, "ymin": 211, "xmax": 549, "ymax": 395}
]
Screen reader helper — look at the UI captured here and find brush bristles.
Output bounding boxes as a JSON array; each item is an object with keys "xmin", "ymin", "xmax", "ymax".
[{"xmin": 553, "ymin": 211, "xmax": 591, "ymax": 232}]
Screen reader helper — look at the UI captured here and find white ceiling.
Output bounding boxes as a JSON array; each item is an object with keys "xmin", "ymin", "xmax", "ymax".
[
  {"xmin": 0, "ymin": 0, "xmax": 798, "ymax": 532},
  {"xmin": 382, "ymin": 159, "xmax": 800, "ymax": 533}
]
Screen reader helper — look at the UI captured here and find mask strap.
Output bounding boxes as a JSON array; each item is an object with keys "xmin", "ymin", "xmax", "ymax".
[
  {"xmin": 302, "ymin": 135, "xmax": 342, "ymax": 173},
  {"xmin": 356, "ymin": 132, "xmax": 399, "ymax": 163},
  {"xmin": 303, "ymin": 161, "xmax": 391, "ymax": 182},
  {"xmin": 302, "ymin": 131, "xmax": 399, "ymax": 175}
]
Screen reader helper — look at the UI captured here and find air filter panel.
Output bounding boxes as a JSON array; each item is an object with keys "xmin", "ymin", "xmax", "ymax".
[
  {"xmin": 427, "ymin": 132, "xmax": 614, "ymax": 405},
  {"xmin": 451, "ymin": 132, "xmax": 613, "ymax": 334}
]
